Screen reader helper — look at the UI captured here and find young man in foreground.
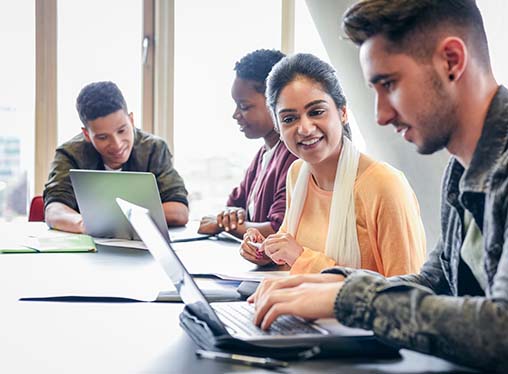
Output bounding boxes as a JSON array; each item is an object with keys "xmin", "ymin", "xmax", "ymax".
[{"xmin": 250, "ymin": 1, "xmax": 508, "ymax": 371}]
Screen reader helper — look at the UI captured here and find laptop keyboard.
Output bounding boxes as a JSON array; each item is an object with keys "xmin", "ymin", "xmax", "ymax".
[{"xmin": 212, "ymin": 302, "xmax": 327, "ymax": 337}]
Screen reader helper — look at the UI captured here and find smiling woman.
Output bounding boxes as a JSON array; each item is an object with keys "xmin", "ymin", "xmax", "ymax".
[
  {"xmin": 242, "ymin": 53, "xmax": 427, "ymax": 277},
  {"xmin": 276, "ymin": 78, "xmax": 347, "ymax": 168}
]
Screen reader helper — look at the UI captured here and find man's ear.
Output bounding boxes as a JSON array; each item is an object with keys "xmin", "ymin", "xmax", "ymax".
[
  {"xmin": 437, "ymin": 36, "xmax": 468, "ymax": 82},
  {"xmin": 81, "ymin": 127, "xmax": 91, "ymax": 142}
]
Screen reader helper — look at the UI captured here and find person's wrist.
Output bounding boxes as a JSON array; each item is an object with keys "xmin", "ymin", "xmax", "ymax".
[
  {"xmin": 288, "ymin": 245, "xmax": 304, "ymax": 266},
  {"xmin": 325, "ymin": 283, "xmax": 343, "ymax": 318},
  {"xmin": 320, "ymin": 273, "xmax": 344, "ymax": 283},
  {"xmin": 286, "ymin": 252, "xmax": 298, "ymax": 266}
]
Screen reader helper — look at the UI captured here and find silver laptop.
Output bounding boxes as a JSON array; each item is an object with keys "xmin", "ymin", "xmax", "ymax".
[
  {"xmin": 70, "ymin": 170, "xmax": 168, "ymax": 240},
  {"xmin": 116, "ymin": 198, "xmax": 376, "ymax": 346}
]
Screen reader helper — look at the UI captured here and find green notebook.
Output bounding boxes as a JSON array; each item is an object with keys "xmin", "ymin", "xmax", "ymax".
[{"xmin": 0, "ymin": 232, "xmax": 96, "ymax": 254}]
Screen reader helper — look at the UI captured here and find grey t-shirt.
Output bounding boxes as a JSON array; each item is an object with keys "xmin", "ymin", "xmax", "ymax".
[{"xmin": 461, "ymin": 210, "xmax": 486, "ymax": 290}]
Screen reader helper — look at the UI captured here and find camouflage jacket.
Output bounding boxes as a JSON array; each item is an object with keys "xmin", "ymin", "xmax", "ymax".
[
  {"xmin": 325, "ymin": 86, "xmax": 508, "ymax": 373},
  {"xmin": 43, "ymin": 128, "xmax": 188, "ymax": 211}
]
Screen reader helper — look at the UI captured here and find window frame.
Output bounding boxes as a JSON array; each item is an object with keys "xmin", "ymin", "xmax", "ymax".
[
  {"xmin": 33, "ymin": 0, "xmax": 294, "ymax": 194},
  {"xmin": 34, "ymin": 0, "xmax": 58, "ymax": 195}
]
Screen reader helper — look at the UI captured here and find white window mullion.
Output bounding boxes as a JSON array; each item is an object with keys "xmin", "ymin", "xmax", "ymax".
[
  {"xmin": 35, "ymin": 0, "xmax": 57, "ymax": 195},
  {"xmin": 281, "ymin": 0, "xmax": 295, "ymax": 54},
  {"xmin": 142, "ymin": 0, "xmax": 155, "ymax": 134},
  {"xmin": 153, "ymin": 0, "xmax": 175, "ymax": 153}
]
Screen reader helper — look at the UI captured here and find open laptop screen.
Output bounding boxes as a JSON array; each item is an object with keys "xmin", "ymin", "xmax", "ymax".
[
  {"xmin": 70, "ymin": 170, "xmax": 168, "ymax": 240},
  {"xmin": 116, "ymin": 198, "xmax": 229, "ymax": 335}
]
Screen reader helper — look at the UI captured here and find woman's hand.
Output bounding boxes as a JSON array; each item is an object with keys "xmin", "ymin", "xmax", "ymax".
[
  {"xmin": 198, "ymin": 215, "xmax": 221, "ymax": 235},
  {"xmin": 217, "ymin": 207, "xmax": 246, "ymax": 232},
  {"xmin": 263, "ymin": 232, "xmax": 304, "ymax": 266},
  {"xmin": 198, "ymin": 207, "xmax": 247, "ymax": 235},
  {"xmin": 239, "ymin": 228, "xmax": 273, "ymax": 266}
]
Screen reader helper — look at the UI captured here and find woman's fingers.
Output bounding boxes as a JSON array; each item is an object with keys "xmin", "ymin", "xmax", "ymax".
[
  {"xmin": 243, "ymin": 228, "xmax": 265, "ymax": 243},
  {"xmin": 241, "ymin": 241, "xmax": 258, "ymax": 258},
  {"xmin": 216, "ymin": 211, "xmax": 225, "ymax": 228},
  {"xmin": 236, "ymin": 209, "xmax": 246, "ymax": 225},
  {"xmin": 240, "ymin": 246, "xmax": 259, "ymax": 262},
  {"xmin": 198, "ymin": 216, "xmax": 220, "ymax": 234},
  {"xmin": 227, "ymin": 209, "xmax": 238, "ymax": 230}
]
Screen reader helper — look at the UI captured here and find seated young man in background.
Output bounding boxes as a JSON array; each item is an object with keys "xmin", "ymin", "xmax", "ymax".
[{"xmin": 44, "ymin": 81, "xmax": 189, "ymax": 233}]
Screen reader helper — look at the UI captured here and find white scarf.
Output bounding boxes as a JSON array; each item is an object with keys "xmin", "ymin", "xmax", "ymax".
[{"xmin": 287, "ymin": 137, "xmax": 361, "ymax": 268}]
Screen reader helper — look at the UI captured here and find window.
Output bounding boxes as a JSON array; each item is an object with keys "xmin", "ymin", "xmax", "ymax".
[
  {"xmin": 57, "ymin": 0, "xmax": 143, "ymax": 144},
  {"xmin": 173, "ymin": 0, "xmax": 282, "ymax": 220},
  {"xmin": 0, "ymin": 0, "xmax": 35, "ymax": 220}
]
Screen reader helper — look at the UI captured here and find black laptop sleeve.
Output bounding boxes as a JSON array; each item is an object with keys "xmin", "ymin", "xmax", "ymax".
[{"xmin": 179, "ymin": 306, "xmax": 400, "ymax": 361}]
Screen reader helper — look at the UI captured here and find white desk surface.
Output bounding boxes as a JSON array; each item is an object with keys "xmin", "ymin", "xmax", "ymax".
[{"xmin": 0, "ymin": 222, "xmax": 477, "ymax": 373}]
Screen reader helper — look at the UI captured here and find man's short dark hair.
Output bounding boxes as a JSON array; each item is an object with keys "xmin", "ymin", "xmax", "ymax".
[
  {"xmin": 234, "ymin": 49, "xmax": 286, "ymax": 94},
  {"xmin": 342, "ymin": 0, "xmax": 490, "ymax": 68},
  {"xmin": 76, "ymin": 81, "xmax": 128, "ymax": 127}
]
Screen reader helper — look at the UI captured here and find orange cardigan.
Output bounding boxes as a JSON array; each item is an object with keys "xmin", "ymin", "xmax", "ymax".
[{"xmin": 280, "ymin": 159, "xmax": 426, "ymax": 276}]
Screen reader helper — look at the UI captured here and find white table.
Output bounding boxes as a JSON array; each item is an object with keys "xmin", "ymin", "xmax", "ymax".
[{"xmin": 0, "ymin": 222, "xmax": 478, "ymax": 373}]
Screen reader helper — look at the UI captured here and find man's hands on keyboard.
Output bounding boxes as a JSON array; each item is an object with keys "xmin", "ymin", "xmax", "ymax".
[
  {"xmin": 249, "ymin": 275, "xmax": 344, "ymax": 331},
  {"xmin": 213, "ymin": 302, "xmax": 323, "ymax": 337}
]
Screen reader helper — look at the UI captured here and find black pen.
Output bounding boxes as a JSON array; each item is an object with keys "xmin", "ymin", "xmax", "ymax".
[{"xmin": 195, "ymin": 349, "xmax": 289, "ymax": 369}]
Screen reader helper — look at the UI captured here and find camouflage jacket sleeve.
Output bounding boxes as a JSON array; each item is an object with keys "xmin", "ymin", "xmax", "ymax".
[
  {"xmin": 43, "ymin": 148, "xmax": 80, "ymax": 211},
  {"xmin": 325, "ymin": 253, "xmax": 508, "ymax": 372}
]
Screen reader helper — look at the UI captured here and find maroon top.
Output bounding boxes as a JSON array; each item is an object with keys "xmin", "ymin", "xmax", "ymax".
[{"xmin": 227, "ymin": 142, "xmax": 298, "ymax": 232}]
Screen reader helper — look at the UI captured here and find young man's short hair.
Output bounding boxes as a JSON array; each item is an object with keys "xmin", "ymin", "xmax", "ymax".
[
  {"xmin": 76, "ymin": 81, "xmax": 128, "ymax": 127},
  {"xmin": 342, "ymin": 0, "xmax": 490, "ymax": 68}
]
